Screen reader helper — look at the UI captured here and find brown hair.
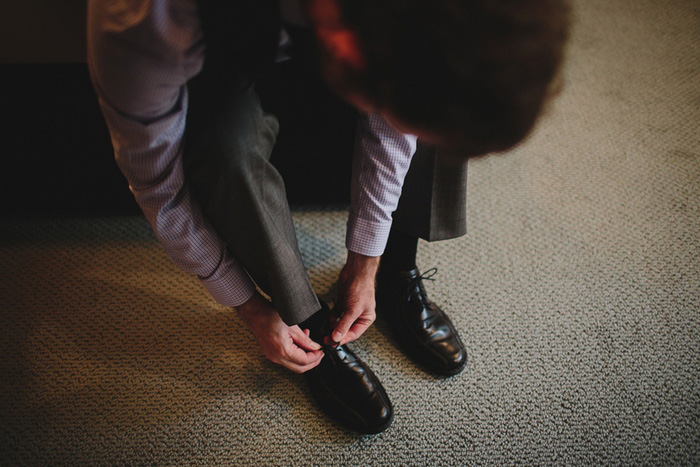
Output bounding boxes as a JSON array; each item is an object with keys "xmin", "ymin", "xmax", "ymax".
[{"xmin": 339, "ymin": 0, "xmax": 571, "ymax": 154}]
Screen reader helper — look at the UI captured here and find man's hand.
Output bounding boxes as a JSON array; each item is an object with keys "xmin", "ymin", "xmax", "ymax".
[
  {"xmin": 332, "ymin": 251, "xmax": 381, "ymax": 345},
  {"xmin": 236, "ymin": 292, "xmax": 324, "ymax": 374}
]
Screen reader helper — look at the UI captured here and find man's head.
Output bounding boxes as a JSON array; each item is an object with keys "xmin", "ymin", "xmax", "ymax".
[{"xmin": 305, "ymin": 0, "xmax": 571, "ymax": 156}]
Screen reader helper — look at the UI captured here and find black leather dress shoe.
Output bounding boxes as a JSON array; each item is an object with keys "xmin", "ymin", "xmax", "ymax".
[
  {"xmin": 376, "ymin": 268, "xmax": 467, "ymax": 376},
  {"xmin": 302, "ymin": 302, "xmax": 393, "ymax": 434},
  {"xmin": 305, "ymin": 343, "xmax": 393, "ymax": 434}
]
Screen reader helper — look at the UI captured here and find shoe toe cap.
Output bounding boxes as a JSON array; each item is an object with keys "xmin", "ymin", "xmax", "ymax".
[
  {"xmin": 443, "ymin": 345, "xmax": 467, "ymax": 375},
  {"xmin": 360, "ymin": 392, "xmax": 394, "ymax": 434}
]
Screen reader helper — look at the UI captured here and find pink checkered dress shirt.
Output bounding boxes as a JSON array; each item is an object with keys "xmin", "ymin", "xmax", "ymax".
[{"xmin": 88, "ymin": 0, "xmax": 417, "ymax": 307}]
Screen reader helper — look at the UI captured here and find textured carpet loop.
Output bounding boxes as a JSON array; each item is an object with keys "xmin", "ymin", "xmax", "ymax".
[{"xmin": 2, "ymin": 0, "xmax": 700, "ymax": 464}]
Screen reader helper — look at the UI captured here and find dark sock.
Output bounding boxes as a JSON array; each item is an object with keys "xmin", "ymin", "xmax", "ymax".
[
  {"xmin": 381, "ymin": 228, "xmax": 419, "ymax": 274},
  {"xmin": 298, "ymin": 301, "xmax": 332, "ymax": 343}
]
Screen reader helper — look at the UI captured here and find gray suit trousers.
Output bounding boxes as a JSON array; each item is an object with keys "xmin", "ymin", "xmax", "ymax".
[{"xmin": 183, "ymin": 63, "xmax": 467, "ymax": 325}]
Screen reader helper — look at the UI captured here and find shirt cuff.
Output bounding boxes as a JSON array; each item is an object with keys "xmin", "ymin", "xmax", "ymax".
[
  {"xmin": 199, "ymin": 257, "xmax": 257, "ymax": 307},
  {"xmin": 345, "ymin": 215, "xmax": 393, "ymax": 257}
]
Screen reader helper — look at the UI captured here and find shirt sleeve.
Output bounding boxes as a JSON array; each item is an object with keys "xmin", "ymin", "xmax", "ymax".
[
  {"xmin": 87, "ymin": 0, "xmax": 256, "ymax": 306},
  {"xmin": 346, "ymin": 113, "xmax": 418, "ymax": 257}
]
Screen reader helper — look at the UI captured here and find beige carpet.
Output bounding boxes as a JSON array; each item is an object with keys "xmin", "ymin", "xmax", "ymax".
[{"xmin": 1, "ymin": 0, "xmax": 699, "ymax": 464}]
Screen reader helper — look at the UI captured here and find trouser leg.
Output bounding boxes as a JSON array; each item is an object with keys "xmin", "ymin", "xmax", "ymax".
[
  {"xmin": 182, "ymin": 62, "xmax": 319, "ymax": 325},
  {"xmin": 391, "ymin": 142, "xmax": 468, "ymax": 242}
]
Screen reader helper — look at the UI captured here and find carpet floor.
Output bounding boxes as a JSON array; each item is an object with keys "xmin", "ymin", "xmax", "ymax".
[{"xmin": 1, "ymin": 0, "xmax": 699, "ymax": 464}]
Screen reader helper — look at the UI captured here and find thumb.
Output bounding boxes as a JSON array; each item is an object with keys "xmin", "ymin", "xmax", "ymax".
[
  {"xmin": 291, "ymin": 326, "xmax": 322, "ymax": 351},
  {"xmin": 331, "ymin": 312, "xmax": 355, "ymax": 343}
]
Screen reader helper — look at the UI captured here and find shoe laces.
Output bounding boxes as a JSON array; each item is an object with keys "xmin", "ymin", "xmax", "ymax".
[
  {"xmin": 322, "ymin": 340, "xmax": 340, "ymax": 351},
  {"xmin": 322, "ymin": 340, "xmax": 348, "ymax": 369},
  {"xmin": 320, "ymin": 307, "xmax": 348, "ymax": 368},
  {"xmin": 405, "ymin": 267, "xmax": 438, "ymax": 307}
]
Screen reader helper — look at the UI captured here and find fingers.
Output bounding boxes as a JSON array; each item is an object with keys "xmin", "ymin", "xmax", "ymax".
[
  {"xmin": 267, "ymin": 340, "xmax": 324, "ymax": 373},
  {"xmin": 332, "ymin": 308, "xmax": 375, "ymax": 344},
  {"xmin": 337, "ymin": 314, "xmax": 374, "ymax": 346},
  {"xmin": 282, "ymin": 346, "xmax": 324, "ymax": 374},
  {"xmin": 339, "ymin": 316, "xmax": 374, "ymax": 346},
  {"xmin": 238, "ymin": 298, "xmax": 324, "ymax": 374},
  {"xmin": 291, "ymin": 326, "xmax": 322, "ymax": 352},
  {"xmin": 274, "ymin": 326, "xmax": 324, "ymax": 374},
  {"xmin": 333, "ymin": 254, "xmax": 379, "ymax": 344},
  {"xmin": 331, "ymin": 311, "xmax": 356, "ymax": 343}
]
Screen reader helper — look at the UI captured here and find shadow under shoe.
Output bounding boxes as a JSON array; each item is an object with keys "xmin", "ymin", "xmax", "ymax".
[
  {"xmin": 302, "ymin": 302, "xmax": 393, "ymax": 434},
  {"xmin": 376, "ymin": 268, "xmax": 467, "ymax": 376}
]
